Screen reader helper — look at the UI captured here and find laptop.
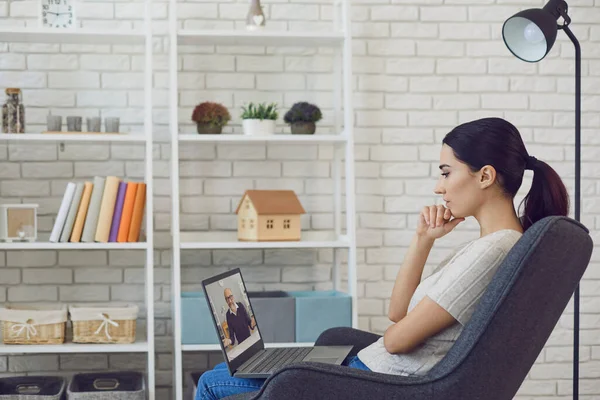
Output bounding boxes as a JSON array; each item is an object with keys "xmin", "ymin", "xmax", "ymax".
[{"xmin": 202, "ymin": 268, "xmax": 353, "ymax": 378}]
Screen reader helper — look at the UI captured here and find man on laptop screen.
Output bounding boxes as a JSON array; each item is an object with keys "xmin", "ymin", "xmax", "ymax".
[{"xmin": 205, "ymin": 273, "xmax": 260, "ymax": 361}]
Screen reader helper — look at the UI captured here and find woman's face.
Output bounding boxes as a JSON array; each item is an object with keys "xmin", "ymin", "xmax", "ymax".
[{"xmin": 434, "ymin": 144, "xmax": 488, "ymax": 219}]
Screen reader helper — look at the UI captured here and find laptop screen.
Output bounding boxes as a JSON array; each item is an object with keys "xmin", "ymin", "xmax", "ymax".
[{"xmin": 203, "ymin": 269, "xmax": 262, "ymax": 367}]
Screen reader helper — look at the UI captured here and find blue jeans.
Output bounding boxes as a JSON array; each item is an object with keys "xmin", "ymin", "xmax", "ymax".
[{"xmin": 195, "ymin": 355, "xmax": 370, "ymax": 400}]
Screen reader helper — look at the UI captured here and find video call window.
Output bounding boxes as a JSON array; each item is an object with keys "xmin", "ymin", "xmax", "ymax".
[{"xmin": 205, "ymin": 272, "xmax": 260, "ymax": 361}]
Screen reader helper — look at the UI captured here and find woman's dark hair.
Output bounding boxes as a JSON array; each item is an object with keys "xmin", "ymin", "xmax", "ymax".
[{"xmin": 442, "ymin": 117, "xmax": 569, "ymax": 231}]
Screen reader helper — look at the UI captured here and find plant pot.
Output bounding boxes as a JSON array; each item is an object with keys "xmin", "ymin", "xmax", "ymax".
[
  {"xmin": 196, "ymin": 123, "xmax": 222, "ymax": 134},
  {"xmin": 243, "ymin": 119, "xmax": 275, "ymax": 136},
  {"xmin": 290, "ymin": 121, "xmax": 316, "ymax": 135}
]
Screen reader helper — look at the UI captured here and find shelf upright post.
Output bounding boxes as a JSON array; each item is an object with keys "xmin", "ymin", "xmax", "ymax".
[
  {"xmin": 169, "ymin": 0, "xmax": 184, "ymax": 397},
  {"xmin": 341, "ymin": 0, "xmax": 358, "ymax": 328},
  {"xmin": 332, "ymin": 0, "xmax": 344, "ymax": 293},
  {"xmin": 144, "ymin": 0, "xmax": 155, "ymax": 398}
]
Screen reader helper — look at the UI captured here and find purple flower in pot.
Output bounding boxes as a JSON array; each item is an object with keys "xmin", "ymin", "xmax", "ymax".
[{"xmin": 284, "ymin": 102, "xmax": 322, "ymax": 135}]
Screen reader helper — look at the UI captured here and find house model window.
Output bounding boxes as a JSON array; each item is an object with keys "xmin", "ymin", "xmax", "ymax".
[{"xmin": 235, "ymin": 189, "xmax": 305, "ymax": 242}]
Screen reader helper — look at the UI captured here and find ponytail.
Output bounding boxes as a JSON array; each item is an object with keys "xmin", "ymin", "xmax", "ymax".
[{"xmin": 518, "ymin": 159, "xmax": 569, "ymax": 231}]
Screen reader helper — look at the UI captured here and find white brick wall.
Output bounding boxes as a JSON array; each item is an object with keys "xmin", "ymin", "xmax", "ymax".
[{"xmin": 1, "ymin": 0, "xmax": 599, "ymax": 398}]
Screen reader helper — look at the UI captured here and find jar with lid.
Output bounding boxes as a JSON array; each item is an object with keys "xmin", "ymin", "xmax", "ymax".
[{"xmin": 2, "ymin": 88, "xmax": 25, "ymax": 133}]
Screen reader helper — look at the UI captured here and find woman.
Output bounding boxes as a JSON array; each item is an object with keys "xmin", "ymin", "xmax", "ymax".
[{"xmin": 195, "ymin": 117, "xmax": 569, "ymax": 399}]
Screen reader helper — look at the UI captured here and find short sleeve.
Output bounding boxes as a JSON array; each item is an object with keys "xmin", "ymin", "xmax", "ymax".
[{"xmin": 426, "ymin": 239, "xmax": 508, "ymax": 326}]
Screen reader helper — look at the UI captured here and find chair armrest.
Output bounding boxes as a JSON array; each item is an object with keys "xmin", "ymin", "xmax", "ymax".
[
  {"xmin": 243, "ymin": 362, "xmax": 434, "ymax": 400},
  {"xmin": 315, "ymin": 327, "xmax": 381, "ymax": 357}
]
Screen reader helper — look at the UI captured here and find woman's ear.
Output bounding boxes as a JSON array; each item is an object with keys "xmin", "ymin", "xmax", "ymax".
[{"xmin": 479, "ymin": 165, "xmax": 497, "ymax": 189}]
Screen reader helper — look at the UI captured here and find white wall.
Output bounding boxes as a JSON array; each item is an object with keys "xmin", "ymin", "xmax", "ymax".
[{"xmin": 0, "ymin": 0, "xmax": 599, "ymax": 398}]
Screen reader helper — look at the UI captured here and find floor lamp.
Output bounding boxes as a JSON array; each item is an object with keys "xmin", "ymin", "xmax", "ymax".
[{"xmin": 501, "ymin": 1, "xmax": 581, "ymax": 399}]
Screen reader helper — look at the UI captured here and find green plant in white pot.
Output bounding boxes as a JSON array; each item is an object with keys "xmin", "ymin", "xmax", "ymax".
[
  {"xmin": 241, "ymin": 102, "xmax": 278, "ymax": 136},
  {"xmin": 284, "ymin": 102, "xmax": 322, "ymax": 134}
]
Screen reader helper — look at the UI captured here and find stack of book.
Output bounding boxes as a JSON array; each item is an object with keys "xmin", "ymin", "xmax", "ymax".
[{"xmin": 49, "ymin": 176, "xmax": 147, "ymax": 243}]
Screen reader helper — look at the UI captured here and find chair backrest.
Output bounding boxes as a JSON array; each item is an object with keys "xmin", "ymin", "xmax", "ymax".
[{"xmin": 427, "ymin": 216, "xmax": 593, "ymax": 400}]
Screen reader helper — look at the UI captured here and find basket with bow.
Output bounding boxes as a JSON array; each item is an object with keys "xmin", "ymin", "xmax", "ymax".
[
  {"xmin": 0, "ymin": 305, "xmax": 67, "ymax": 345},
  {"xmin": 69, "ymin": 304, "xmax": 138, "ymax": 344}
]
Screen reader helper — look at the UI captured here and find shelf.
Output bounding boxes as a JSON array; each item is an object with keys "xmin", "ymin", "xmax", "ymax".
[
  {"xmin": 178, "ymin": 29, "xmax": 344, "ymax": 47},
  {"xmin": 0, "ymin": 133, "xmax": 147, "ymax": 143},
  {"xmin": 182, "ymin": 342, "xmax": 314, "ymax": 352},
  {"xmin": 0, "ymin": 28, "xmax": 146, "ymax": 45},
  {"xmin": 0, "ymin": 341, "xmax": 148, "ymax": 354},
  {"xmin": 179, "ymin": 134, "xmax": 347, "ymax": 144},
  {"xmin": 0, "ymin": 242, "xmax": 148, "ymax": 250},
  {"xmin": 180, "ymin": 231, "xmax": 349, "ymax": 250}
]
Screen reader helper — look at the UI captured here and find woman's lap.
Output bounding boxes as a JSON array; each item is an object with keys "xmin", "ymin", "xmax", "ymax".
[{"xmin": 195, "ymin": 356, "xmax": 370, "ymax": 400}]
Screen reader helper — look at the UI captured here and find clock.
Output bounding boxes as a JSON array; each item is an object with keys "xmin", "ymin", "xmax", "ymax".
[{"xmin": 40, "ymin": 0, "xmax": 76, "ymax": 29}]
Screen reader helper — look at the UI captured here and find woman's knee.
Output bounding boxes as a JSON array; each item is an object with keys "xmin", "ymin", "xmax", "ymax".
[{"xmin": 196, "ymin": 372, "xmax": 213, "ymax": 400}]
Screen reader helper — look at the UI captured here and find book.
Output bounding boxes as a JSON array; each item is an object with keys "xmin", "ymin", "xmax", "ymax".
[
  {"xmin": 127, "ymin": 182, "xmax": 146, "ymax": 242},
  {"xmin": 59, "ymin": 182, "xmax": 85, "ymax": 242},
  {"xmin": 70, "ymin": 181, "xmax": 93, "ymax": 243},
  {"xmin": 49, "ymin": 182, "xmax": 76, "ymax": 243},
  {"xmin": 117, "ymin": 182, "xmax": 138, "ymax": 243},
  {"xmin": 94, "ymin": 176, "xmax": 120, "ymax": 243},
  {"xmin": 108, "ymin": 181, "xmax": 127, "ymax": 242},
  {"xmin": 81, "ymin": 176, "xmax": 106, "ymax": 243}
]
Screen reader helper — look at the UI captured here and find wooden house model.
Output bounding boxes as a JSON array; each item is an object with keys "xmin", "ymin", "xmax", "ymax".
[{"xmin": 235, "ymin": 190, "xmax": 305, "ymax": 241}]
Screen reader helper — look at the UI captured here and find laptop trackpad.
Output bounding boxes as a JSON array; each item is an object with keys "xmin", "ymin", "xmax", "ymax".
[{"xmin": 303, "ymin": 346, "xmax": 352, "ymax": 364}]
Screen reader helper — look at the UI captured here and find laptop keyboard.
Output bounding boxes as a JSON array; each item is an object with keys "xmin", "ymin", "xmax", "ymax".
[{"xmin": 242, "ymin": 347, "xmax": 313, "ymax": 374}]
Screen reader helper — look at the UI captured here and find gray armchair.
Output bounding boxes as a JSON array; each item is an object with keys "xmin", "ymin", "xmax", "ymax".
[{"xmin": 225, "ymin": 216, "xmax": 593, "ymax": 400}]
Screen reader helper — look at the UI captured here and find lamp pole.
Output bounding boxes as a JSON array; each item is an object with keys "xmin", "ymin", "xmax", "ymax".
[
  {"xmin": 501, "ymin": 1, "xmax": 581, "ymax": 398},
  {"xmin": 562, "ymin": 23, "xmax": 581, "ymax": 400}
]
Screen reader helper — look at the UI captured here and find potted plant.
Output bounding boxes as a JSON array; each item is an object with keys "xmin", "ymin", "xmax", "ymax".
[
  {"xmin": 241, "ymin": 102, "xmax": 278, "ymax": 136},
  {"xmin": 284, "ymin": 102, "xmax": 322, "ymax": 135},
  {"xmin": 191, "ymin": 102, "xmax": 231, "ymax": 134}
]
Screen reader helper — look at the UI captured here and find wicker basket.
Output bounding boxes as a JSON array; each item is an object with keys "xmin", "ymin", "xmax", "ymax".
[
  {"xmin": 0, "ymin": 305, "xmax": 67, "ymax": 345},
  {"xmin": 69, "ymin": 304, "xmax": 138, "ymax": 344}
]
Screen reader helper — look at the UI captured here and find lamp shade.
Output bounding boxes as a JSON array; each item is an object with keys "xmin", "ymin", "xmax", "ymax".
[{"xmin": 502, "ymin": 8, "xmax": 559, "ymax": 62}]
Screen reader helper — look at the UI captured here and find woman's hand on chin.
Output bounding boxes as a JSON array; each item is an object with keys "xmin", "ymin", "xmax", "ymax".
[{"xmin": 416, "ymin": 204, "xmax": 465, "ymax": 240}]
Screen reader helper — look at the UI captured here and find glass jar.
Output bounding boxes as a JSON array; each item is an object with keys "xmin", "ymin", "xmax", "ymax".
[{"xmin": 2, "ymin": 88, "xmax": 25, "ymax": 133}]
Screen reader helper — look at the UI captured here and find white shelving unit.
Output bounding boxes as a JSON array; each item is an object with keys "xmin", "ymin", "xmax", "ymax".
[
  {"xmin": 0, "ymin": 133, "xmax": 147, "ymax": 143},
  {"xmin": 0, "ymin": 3, "xmax": 155, "ymax": 400},
  {"xmin": 169, "ymin": 0, "xmax": 357, "ymax": 399},
  {"xmin": 0, "ymin": 242, "xmax": 149, "ymax": 250},
  {"xmin": 0, "ymin": 27, "xmax": 145, "ymax": 45}
]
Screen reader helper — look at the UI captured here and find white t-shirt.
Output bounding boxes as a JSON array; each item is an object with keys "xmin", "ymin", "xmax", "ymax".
[{"xmin": 357, "ymin": 229, "xmax": 523, "ymax": 376}]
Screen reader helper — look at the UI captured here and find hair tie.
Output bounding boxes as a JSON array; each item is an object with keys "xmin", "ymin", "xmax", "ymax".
[{"xmin": 525, "ymin": 155, "xmax": 538, "ymax": 171}]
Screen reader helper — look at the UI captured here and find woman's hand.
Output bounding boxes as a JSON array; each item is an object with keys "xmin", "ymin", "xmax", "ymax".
[{"xmin": 416, "ymin": 204, "xmax": 465, "ymax": 240}]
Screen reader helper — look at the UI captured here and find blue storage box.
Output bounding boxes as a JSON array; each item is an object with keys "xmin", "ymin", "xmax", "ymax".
[
  {"xmin": 289, "ymin": 291, "xmax": 352, "ymax": 342},
  {"xmin": 181, "ymin": 291, "xmax": 296, "ymax": 345},
  {"xmin": 248, "ymin": 291, "xmax": 295, "ymax": 343},
  {"xmin": 181, "ymin": 292, "xmax": 219, "ymax": 344}
]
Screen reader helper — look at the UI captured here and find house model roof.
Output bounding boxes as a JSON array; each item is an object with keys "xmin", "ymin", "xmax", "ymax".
[{"xmin": 235, "ymin": 190, "xmax": 306, "ymax": 215}]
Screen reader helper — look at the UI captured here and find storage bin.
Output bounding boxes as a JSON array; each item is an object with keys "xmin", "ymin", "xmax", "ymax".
[
  {"xmin": 247, "ymin": 291, "xmax": 295, "ymax": 343},
  {"xmin": 0, "ymin": 305, "xmax": 67, "ymax": 345},
  {"xmin": 0, "ymin": 376, "xmax": 66, "ymax": 399},
  {"xmin": 68, "ymin": 304, "xmax": 138, "ymax": 344},
  {"xmin": 181, "ymin": 291, "xmax": 297, "ymax": 344},
  {"xmin": 67, "ymin": 371, "xmax": 145, "ymax": 400},
  {"xmin": 289, "ymin": 291, "xmax": 352, "ymax": 342},
  {"xmin": 181, "ymin": 292, "xmax": 219, "ymax": 345}
]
